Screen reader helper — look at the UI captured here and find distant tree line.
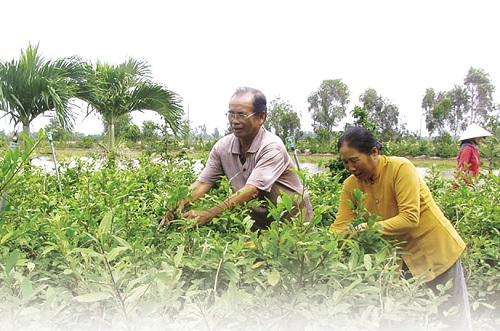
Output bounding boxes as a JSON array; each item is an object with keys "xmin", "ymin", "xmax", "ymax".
[
  {"xmin": 265, "ymin": 68, "xmax": 498, "ymax": 145},
  {"xmin": 422, "ymin": 67, "xmax": 497, "ymax": 138},
  {"xmin": 2, "ymin": 44, "xmax": 498, "ymax": 153}
]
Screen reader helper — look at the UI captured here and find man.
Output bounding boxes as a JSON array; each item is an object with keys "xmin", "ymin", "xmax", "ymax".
[{"xmin": 161, "ymin": 87, "xmax": 312, "ymax": 229}]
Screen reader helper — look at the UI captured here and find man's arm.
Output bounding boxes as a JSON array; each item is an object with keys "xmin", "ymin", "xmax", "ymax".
[
  {"xmin": 179, "ymin": 181, "xmax": 214, "ymax": 210},
  {"xmin": 183, "ymin": 184, "xmax": 259, "ymax": 225}
]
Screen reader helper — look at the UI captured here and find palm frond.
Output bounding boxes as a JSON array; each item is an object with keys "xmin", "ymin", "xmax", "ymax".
[
  {"xmin": 81, "ymin": 58, "xmax": 183, "ymax": 130},
  {"xmin": 0, "ymin": 43, "xmax": 83, "ymax": 132},
  {"xmin": 129, "ymin": 83, "xmax": 183, "ymax": 133}
]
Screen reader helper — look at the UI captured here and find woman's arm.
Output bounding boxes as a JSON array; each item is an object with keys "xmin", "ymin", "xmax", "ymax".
[
  {"xmin": 330, "ymin": 178, "xmax": 356, "ymax": 234},
  {"xmin": 378, "ymin": 162, "xmax": 420, "ymax": 236}
]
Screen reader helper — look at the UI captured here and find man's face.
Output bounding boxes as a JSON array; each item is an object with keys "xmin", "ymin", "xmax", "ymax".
[{"xmin": 228, "ymin": 93, "xmax": 265, "ymax": 141}]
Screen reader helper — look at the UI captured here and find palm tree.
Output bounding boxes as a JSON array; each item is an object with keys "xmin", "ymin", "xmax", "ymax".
[
  {"xmin": 80, "ymin": 59, "xmax": 183, "ymax": 150},
  {"xmin": 0, "ymin": 44, "xmax": 84, "ymax": 136}
]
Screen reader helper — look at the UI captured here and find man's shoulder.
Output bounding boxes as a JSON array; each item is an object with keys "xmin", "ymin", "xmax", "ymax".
[
  {"xmin": 260, "ymin": 129, "xmax": 285, "ymax": 148},
  {"xmin": 213, "ymin": 133, "xmax": 235, "ymax": 148}
]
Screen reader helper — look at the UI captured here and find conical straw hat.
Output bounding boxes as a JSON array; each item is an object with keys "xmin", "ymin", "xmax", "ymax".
[{"xmin": 459, "ymin": 124, "xmax": 492, "ymax": 141}]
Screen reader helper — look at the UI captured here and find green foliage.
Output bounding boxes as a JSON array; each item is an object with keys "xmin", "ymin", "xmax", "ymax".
[
  {"xmin": 383, "ymin": 137, "xmax": 458, "ymax": 158},
  {"xmin": 141, "ymin": 120, "xmax": 160, "ymax": 140},
  {"xmin": 359, "ymin": 88, "xmax": 400, "ymax": 140},
  {"xmin": 0, "ymin": 155, "xmax": 497, "ymax": 329},
  {"xmin": 427, "ymin": 172, "xmax": 500, "ymax": 321},
  {"xmin": 432, "ymin": 96, "xmax": 452, "ymax": 135},
  {"xmin": 464, "ymin": 67, "xmax": 495, "ymax": 125},
  {"xmin": 78, "ymin": 135, "xmax": 100, "ymax": 149},
  {"xmin": 482, "ymin": 117, "xmax": 500, "ymax": 172},
  {"xmin": 343, "ymin": 189, "xmax": 389, "ymax": 254},
  {"xmin": 432, "ymin": 133, "xmax": 458, "ymax": 157},
  {"xmin": 423, "ymin": 67, "xmax": 496, "ymax": 138},
  {"xmin": 325, "ymin": 157, "xmax": 350, "ymax": 182},
  {"xmin": 44, "ymin": 116, "xmax": 72, "ymax": 142},
  {"xmin": 1, "ymin": 131, "xmax": 43, "ymax": 195},
  {"xmin": 447, "ymin": 85, "xmax": 469, "ymax": 137},
  {"xmin": 80, "ymin": 59, "xmax": 183, "ymax": 151},
  {"xmin": 0, "ymin": 43, "xmax": 85, "ymax": 135},
  {"xmin": 266, "ymin": 97, "xmax": 302, "ymax": 140},
  {"xmin": 296, "ymin": 131, "xmax": 341, "ymax": 154},
  {"xmin": 308, "ymin": 79, "xmax": 350, "ymax": 141},
  {"xmin": 350, "ymin": 105, "xmax": 377, "ymax": 133}
]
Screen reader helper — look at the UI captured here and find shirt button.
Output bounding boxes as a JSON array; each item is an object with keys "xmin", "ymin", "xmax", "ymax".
[
  {"xmin": 375, "ymin": 199, "xmax": 379, "ymax": 204},
  {"xmin": 243, "ymin": 168, "xmax": 246, "ymax": 171}
]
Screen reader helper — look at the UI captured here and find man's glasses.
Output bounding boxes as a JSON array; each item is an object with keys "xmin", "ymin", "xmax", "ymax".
[{"xmin": 226, "ymin": 111, "xmax": 256, "ymax": 120}]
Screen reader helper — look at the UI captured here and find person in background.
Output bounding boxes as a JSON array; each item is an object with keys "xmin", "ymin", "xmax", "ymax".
[
  {"xmin": 456, "ymin": 124, "xmax": 492, "ymax": 184},
  {"xmin": 160, "ymin": 87, "xmax": 312, "ymax": 230},
  {"xmin": 331, "ymin": 126, "xmax": 471, "ymax": 331},
  {"xmin": 9, "ymin": 132, "xmax": 18, "ymax": 149}
]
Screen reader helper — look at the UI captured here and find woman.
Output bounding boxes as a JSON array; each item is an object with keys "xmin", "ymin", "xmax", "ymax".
[
  {"xmin": 331, "ymin": 127, "xmax": 471, "ymax": 331},
  {"xmin": 456, "ymin": 124, "xmax": 492, "ymax": 181}
]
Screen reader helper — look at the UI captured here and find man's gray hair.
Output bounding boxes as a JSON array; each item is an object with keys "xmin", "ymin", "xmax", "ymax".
[{"xmin": 232, "ymin": 87, "xmax": 267, "ymax": 115}]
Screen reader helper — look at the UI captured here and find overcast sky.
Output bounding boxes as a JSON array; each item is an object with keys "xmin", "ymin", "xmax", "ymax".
[{"xmin": 1, "ymin": 0, "xmax": 499, "ymax": 136}]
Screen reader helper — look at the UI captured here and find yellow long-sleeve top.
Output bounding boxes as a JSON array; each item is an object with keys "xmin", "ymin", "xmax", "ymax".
[{"xmin": 331, "ymin": 155, "xmax": 465, "ymax": 282}]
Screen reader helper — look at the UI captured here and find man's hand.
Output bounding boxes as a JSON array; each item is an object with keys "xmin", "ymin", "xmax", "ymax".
[
  {"xmin": 183, "ymin": 210, "xmax": 215, "ymax": 226},
  {"xmin": 158, "ymin": 210, "xmax": 176, "ymax": 228},
  {"xmin": 158, "ymin": 199, "xmax": 191, "ymax": 229}
]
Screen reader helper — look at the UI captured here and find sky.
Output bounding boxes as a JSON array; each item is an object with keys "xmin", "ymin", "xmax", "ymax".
[{"xmin": 1, "ymin": 0, "xmax": 499, "ymax": 136}]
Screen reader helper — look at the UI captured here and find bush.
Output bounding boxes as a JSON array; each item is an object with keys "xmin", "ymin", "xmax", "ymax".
[{"xmin": 0, "ymin": 157, "xmax": 497, "ymax": 329}]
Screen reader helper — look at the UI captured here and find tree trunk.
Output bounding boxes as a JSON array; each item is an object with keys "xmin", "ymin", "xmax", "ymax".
[
  {"xmin": 108, "ymin": 118, "xmax": 115, "ymax": 151},
  {"xmin": 20, "ymin": 122, "xmax": 30, "ymax": 149},
  {"xmin": 23, "ymin": 123, "xmax": 30, "ymax": 136}
]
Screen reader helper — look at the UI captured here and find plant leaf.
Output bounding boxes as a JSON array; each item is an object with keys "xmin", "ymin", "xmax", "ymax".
[
  {"xmin": 74, "ymin": 292, "xmax": 113, "ymax": 303},
  {"xmin": 97, "ymin": 209, "xmax": 113, "ymax": 237},
  {"xmin": 267, "ymin": 270, "xmax": 281, "ymax": 286},
  {"xmin": 5, "ymin": 250, "xmax": 19, "ymax": 274},
  {"xmin": 363, "ymin": 254, "xmax": 372, "ymax": 270},
  {"xmin": 107, "ymin": 246, "xmax": 130, "ymax": 262},
  {"xmin": 174, "ymin": 244, "xmax": 184, "ymax": 268}
]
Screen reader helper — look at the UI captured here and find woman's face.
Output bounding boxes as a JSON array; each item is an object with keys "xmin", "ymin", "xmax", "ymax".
[{"xmin": 339, "ymin": 143, "xmax": 379, "ymax": 181}]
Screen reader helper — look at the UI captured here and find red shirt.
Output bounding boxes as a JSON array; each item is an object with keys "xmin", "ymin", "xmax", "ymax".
[{"xmin": 457, "ymin": 143, "xmax": 480, "ymax": 176}]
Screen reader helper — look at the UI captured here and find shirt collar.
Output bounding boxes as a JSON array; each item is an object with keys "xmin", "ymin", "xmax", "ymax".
[
  {"xmin": 230, "ymin": 126, "xmax": 266, "ymax": 155},
  {"xmin": 372, "ymin": 155, "xmax": 386, "ymax": 181},
  {"xmin": 360, "ymin": 155, "xmax": 386, "ymax": 184}
]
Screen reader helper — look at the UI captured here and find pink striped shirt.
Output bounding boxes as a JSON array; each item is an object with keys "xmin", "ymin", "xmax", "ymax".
[{"xmin": 198, "ymin": 127, "xmax": 312, "ymax": 220}]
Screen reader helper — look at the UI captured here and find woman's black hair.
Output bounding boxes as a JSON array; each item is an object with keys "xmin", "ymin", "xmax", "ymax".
[
  {"xmin": 337, "ymin": 126, "xmax": 383, "ymax": 154},
  {"xmin": 460, "ymin": 138, "xmax": 477, "ymax": 147}
]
